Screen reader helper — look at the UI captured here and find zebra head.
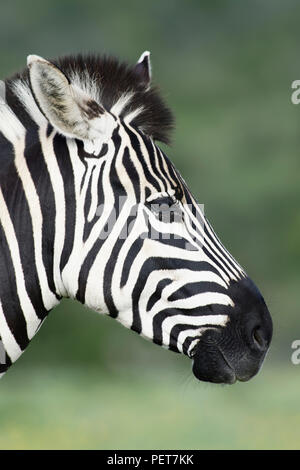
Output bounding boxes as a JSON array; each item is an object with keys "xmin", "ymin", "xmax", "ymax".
[{"xmin": 1, "ymin": 52, "xmax": 272, "ymax": 384}]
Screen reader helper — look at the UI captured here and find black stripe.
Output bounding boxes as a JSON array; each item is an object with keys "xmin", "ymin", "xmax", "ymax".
[
  {"xmin": 0, "ymin": 222, "xmax": 30, "ymax": 350},
  {"xmin": 169, "ymin": 324, "xmax": 202, "ymax": 354},
  {"xmin": 1, "ymin": 140, "xmax": 49, "ymax": 319},
  {"xmin": 131, "ymin": 258, "xmax": 221, "ymax": 334},
  {"xmin": 123, "ymin": 124, "xmax": 162, "ymax": 193},
  {"xmin": 83, "ymin": 165, "xmax": 96, "ymax": 242},
  {"xmin": 55, "ymin": 134, "xmax": 76, "ymax": 272},
  {"xmin": 76, "ymin": 128, "xmax": 123, "ymax": 304},
  {"xmin": 203, "ymin": 244, "xmax": 236, "ymax": 282},
  {"xmin": 24, "ymin": 130, "xmax": 59, "ymax": 306},
  {"xmin": 120, "ymin": 237, "xmax": 145, "ymax": 288},
  {"xmin": 146, "ymin": 278, "xmax": 173, "ymax": 312},
  {"xmin": 0, "ymin": 133, "xmax": 14, "ymax": 179},
  {"xmin": 153, "ymin": 307, "xmax": 229, "ymax": 347},
  {"xmin": 153, "ymin": 146, "xmax": 169, "ymax": 191},
  {"xmin": 142, "ymin": 137, "xmax": 167, "ymax": 190},
  {"xmin": 122, "ymin": 146, "xmax": 140, "ymax": 201},
  {"xmin": 204, "ymin": 217, "xmax": 242, "ymax": 276},
  {"xmin": 76, "ymin": 204, "xmax": 117, "ymax": 303},
  {"xmin": 168, "ymin": 281, "xmax": 227, "ymax": 302}
]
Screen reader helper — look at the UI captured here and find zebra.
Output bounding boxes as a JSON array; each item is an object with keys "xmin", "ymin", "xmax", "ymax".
[{"xmin": 0, "ymin": 51, "xmax": 272, "ymax": 384}]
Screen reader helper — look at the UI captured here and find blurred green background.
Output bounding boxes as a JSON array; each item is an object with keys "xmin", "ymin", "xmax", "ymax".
[{"xmin": 0, "ymin": 0, "xmax": 299, "ymax": 449}]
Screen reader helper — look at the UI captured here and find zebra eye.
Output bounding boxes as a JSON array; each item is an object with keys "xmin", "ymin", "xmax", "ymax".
[
  {"xmin": 174, "ymin": 186, "xmax": 183, "ymax": 201},
  {"xmin": 146, "ymin": 186, "xmax": 182, "ymax": 205},
  {"xmin": 152, "ymin": 196, "xmax": 176, "ymax": 208},
  {"xmin": 146, "ymin": 193, "xmax": 176, "ymax": 208},
  {"xmin": 145, "ymin": 192, "xmax": 182, "ymax": 223}
]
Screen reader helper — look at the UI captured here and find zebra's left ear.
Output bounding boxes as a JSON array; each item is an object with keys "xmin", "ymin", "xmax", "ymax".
[
  {"xmin": 27, "ymin": 54, "xmax": 115, "ymax": 141},
  {"xmin": 134, "ymin": 51, "xmax": 151, "ymax": 88}
]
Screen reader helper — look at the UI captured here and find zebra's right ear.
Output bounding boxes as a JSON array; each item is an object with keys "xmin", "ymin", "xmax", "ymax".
[{"xmin": 27, "ymin": 55, "xmax": 114, "ymax": 141}]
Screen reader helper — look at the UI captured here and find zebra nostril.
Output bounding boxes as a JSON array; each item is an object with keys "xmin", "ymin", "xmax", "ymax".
[{"xmin": 252, "ymin": 326, "xmax": 267, "ymax": 350}]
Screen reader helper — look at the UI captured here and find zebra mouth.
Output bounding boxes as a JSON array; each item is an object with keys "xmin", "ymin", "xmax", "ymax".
[
  {"xmin": 192, "ymin": 343, "xmax": 238, "ymax": 385},
  {"xmin": 192, "ymin": 342, "xmax": 264, "ymax": 385},
  {"xmin": 191, "ymin": 329, "xmax": 264, "ymax": 385},
  {"xmin": 192, "ymin": 358, "xmax": 237, "ymax": 384},
  {"xmin": 217, "ymin": 347, "xmax": 237, "ymax": 384}
]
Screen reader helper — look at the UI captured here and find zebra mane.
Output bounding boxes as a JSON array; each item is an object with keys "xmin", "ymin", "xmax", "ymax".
[{"xmin": 7, "ymin": 53, "xmax": 174, "ymax": 144}]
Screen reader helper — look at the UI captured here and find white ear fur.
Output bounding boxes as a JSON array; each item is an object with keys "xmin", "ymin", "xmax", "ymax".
[{"xmin": 27, "ymin": 54, "xmax": 114, "ymax": 140}]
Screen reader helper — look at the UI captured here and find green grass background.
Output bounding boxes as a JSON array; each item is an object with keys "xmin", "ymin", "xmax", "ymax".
[
  {"xmin": 1, "ymin": 364, "xmax": 299, "ymax": 449},
  {"xmin": 0, "ymin": 0, "xmax": 299, "ymax": 449}
]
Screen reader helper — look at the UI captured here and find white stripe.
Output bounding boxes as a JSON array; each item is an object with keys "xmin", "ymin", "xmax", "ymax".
[
  {"xmin": 61, "ymin": 138, "xmax": 87, "ymax": 296},
  {"xmin": 176, "ymin": 328, "xmax": 204, "ymax": 354},
  {"xmin": 126, "ymin": 123, "xmax": 166, "ymax": 193},
  {"xmin": 0, "ymin": 93, "xmax": 25, "ymax": 142},
  {"xmin": 145, "ymin": 291, "xmax": 232, "ymax": 326},
  {"xmin": 111, "ymin": 92, "xmax": 133, "ymax": 115},
  {"xmin": 13, "ymin": 136, "xmax": 57, "ymax": 309},
  {"xmin": 151, "ymin": 140, "xmax": 166, "ymax": 191},
  {"xmin": 40, "ymin": 126, "xmax": 67, "ymax": 296},
  {"xmin": 124, "ymin": 106, "xmax": 144, "ymax": 124},
  {"xmin": 161, "ymin": 314, "xmax": 228, "ymax": 347},
  {"xmin": 187, "ymin": 338, "xmax": 201, "ymax": 356},
  {"xmin": 185, "ymin": 196, "xmax": 244, "ymax": 279},
  {"xmin": 157, "ymin": 147, "xmax": 178, "ymax": 188},
  {"xmin": 137, "ymin": 269, "xmax": 228, "ymax": 323},
  {"xmin": 205, "ymin": 219, "xmax": 245, "ymax": 277},
  {"xmin": 182, "ymin": 204, "xmax": 236, "ymax": 283},
  {"xmin": 0, "ymin": 102, "xmax": 57, "ymax": 309},
  {"xmin": 87, "ymin": 158, "xmax": 105, "ymax": 221},
  {"xmin": 167, "ymin": 292, "xmax": 233, "ymax": 310}
]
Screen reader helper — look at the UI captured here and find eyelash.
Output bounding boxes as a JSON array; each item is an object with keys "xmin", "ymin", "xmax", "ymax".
[
  {"xmin": 146, "ymin": 187, "xmax": 183, "ymax": 205},
  {"xmin": 145, "ymin": 191, "xmax": 182, "ymax": 222},
  {"xmin": 151, "ymin": 195, "xmax": 178, "ymax": 208}
]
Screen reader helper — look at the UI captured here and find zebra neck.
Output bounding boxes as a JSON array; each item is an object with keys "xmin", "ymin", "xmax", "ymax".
[
  {"xmin": 0, "ymin": 174, "xmax": 60, "ymax": 368},
  {"xmin": 0, "ymin": 125, "xmax": 62, "ymax": 327}
]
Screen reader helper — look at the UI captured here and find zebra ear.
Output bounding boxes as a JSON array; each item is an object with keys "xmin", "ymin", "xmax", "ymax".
[
  {"xmin": 134, "ymin": 51, "xmax": 151, "ymax": 88},
  {"xmin": 27, "ymin": 54, "xmax": 113, "ymax": 140}
]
